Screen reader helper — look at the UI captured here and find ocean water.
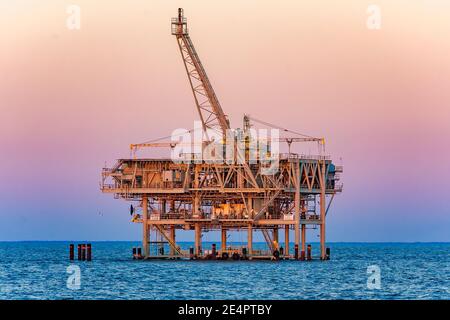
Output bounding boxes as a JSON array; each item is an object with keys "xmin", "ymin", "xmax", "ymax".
[{"xmin": 0, "ymin": 242, "xmax": 448, "ymax": 300}]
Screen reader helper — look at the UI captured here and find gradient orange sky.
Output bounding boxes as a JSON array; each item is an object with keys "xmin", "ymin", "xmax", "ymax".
[{"xmin": 1, "ymin": 1, "xmax": 450, "ymax": 241}]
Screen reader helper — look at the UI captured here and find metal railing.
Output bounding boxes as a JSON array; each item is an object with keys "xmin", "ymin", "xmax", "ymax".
[
  {"xmin": 171, "ymin": 17, "xmax": 187, "ymax": 23},
  {"xmin": 101, "ymin": 183, "xmax": 117, "ymax": 190},
  {"xmin": 279, "ymin": 153, "xmax": 331, "ymax": 161}
]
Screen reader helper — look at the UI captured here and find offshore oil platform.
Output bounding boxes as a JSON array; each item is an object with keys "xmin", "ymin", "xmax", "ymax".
[{"xmin": 101, "ymin": 9, "xmax": 343, "ymax": 261}]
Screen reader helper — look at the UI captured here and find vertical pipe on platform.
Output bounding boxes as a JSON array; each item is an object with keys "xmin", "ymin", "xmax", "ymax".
[
  {"xmin": 169, "ymin": 226, "xmax": 176, "ymax": 256},
  {"xmin": 273, "ymin": 227, "xmax": 279, "ymax": 250},
  {"xmin": 194, "ymin": 165, "xmax": 199, "ymax": 188},
  {"xmin": 142, "ymin": 195, "xmax": 149, "ymax": 258},
  {"xmin": 221, "ymin": 228, "xmax": 227, "ymax": 253},
  {"xmin": 69, "ymin": 244, "xmax": 74, "ymax": 260},
  {"xmin": 284, "ymin": 226, "xmax": 289, "ymax": 258},
  {"xmin": 193, "ymin": 166, "xmax": 200, "ymax": 219},
  {"xmin": 193, "ymin": 194, "xmax": 200, "ymax": 218},
  {"xmin": 247, "ymin": 224, "xmax": 253, "ymax": 257},
  {"xmin": 194, "ymin": 223, "xmax": 201, "ymax": 257},
  {"xmin": 319, "ymin": 162, "xmax": 326, "ymax": 260},
  {"xmin": 161, "ymin": 199, "xmax": 166, "ymax": 214},
  {"xmin": 294, "ymin": 160, "xmax": 300, "ymax": 251}
]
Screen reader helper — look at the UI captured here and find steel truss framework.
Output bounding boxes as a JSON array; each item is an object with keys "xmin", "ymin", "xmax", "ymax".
[
  {"xmin": 101, "ymin": 8, "xmax": 343, "ymax": 261},
  {"xmin": 101, "ymin": 155, "xmax": 343, "ymax": 260}
]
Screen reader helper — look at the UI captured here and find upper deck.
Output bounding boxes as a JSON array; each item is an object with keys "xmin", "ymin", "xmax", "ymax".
[{"xmin": 101, "ymin": 154, "xmax": 343, "ymax": 199}]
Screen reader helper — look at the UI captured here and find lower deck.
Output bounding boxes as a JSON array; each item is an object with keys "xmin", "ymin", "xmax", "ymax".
[
  {"xmin": 102, "ymin": 157, "xmax": 342, "ymax": 261},
  {"xmin": 132, "ymin": 221, "xmax": 329, "ymax": 261}
]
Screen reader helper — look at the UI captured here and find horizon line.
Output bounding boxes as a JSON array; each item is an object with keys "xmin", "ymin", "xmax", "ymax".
[{"xmin": 0, "ymin": 240, "xmax": 449, "ymax": 244}]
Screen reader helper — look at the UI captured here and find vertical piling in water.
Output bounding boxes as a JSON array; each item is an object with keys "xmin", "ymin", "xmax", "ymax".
[
  {"xmin": 284, "ymin": 226, "xmax": 289, "ymax": 258},
  {"xmin": 142, "ymin": 196, "xmax": 149, "ymax": 258},
  {"xmin": 189, "ymin": 247, "xmax": 194, "ymax": 260},
  {"xmin": 69, "ymin": 244, "xmax": 74, "ymax": 260},
  {"xmin": 86, "ymin": 243, "xmax": 92, "ymax": 261},
  {"xmin": 194, "ymin": 223, "xmax": 201, "ymax": 257},
  {"xmin": 307, "ymin": 244, "xmax": 312, "ymax": 261},
  {"xmin": 319, "ymin": 162, "xmax": 326, "ymax": 260},
  {"xmin": 242, "ymin": 247, "xmax": 247, "ymax": 260},
  {"xmin": 81, "ymin": 244, "xmax": 86, "ymax": 261},
  {"xmin": 326, "ymin": 247, "xmax": 330, "ymax": 260},
  {"xmin": 300, "ymin": 250, "xmax": 305, "ymax": 261},
  {"xmin": 137, "ymin": 247, "xmax": 142, "ymax": 259},
  {"xmin": 301, "ymin": 224, "xmax": 306, "ymax": 256},
  {"xmin": 247, "ymin": 224, "xmax": 253, "ymax": 257},
  {"xmin": 221, "ymin": 228, "xmax": 227, "ymax": 253},
  {"xmin": 132, "ymin": 247, "xmax": 137, "ymax": 259},
  {"xmin": 169, "ymin": 226, "xmax": 176, "ymax": 256},
  {"xmin": 212, "ymin": 243, "xmax": 216, "ymax": 257},
  {"xmin": 77, "ymin": 244, "xmax": 81, "ymax": 260},
  {"xmin": 294, "ymin": 160, "xmax": 300, "ymax": 256}
]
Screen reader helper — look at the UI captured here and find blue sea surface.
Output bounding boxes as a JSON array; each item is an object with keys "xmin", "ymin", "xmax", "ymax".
[{"xmin": 0, "ymin": 242, "xmax": 448, "ymax": 300}]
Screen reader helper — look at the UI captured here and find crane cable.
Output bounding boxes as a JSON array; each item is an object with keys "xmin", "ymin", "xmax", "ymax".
[
  {"xmin": 246, "ymin": 115, "xmax": 317, "ymax": 139},
  {"xmin": 130, "ymin": 126, "xmax": 206, "ymax": 158},
  {"xmin": 246, "ymin": 115, "xmax": 326, "ymax": 154},
  {"xmin": 138, "ymin": 126, "xmax": 204, "ymax": 145},
  {"xmin": 132, "ymin": 116, "xmax": 326, "ymax": 155},
  {"xmin": 137, "ymin": 116, "xmax": 317, "ymax": 144}
]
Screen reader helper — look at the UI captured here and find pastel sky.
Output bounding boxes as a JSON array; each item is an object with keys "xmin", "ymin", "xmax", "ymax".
[{"xmin": 1, "ymin": 0, "xmax": 449, "ymax": 241}]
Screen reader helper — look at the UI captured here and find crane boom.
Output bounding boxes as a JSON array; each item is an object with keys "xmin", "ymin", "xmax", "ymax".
[
  {"xmin": 171, "ymin": 8, "xmax": 259, "ymax": 189},
  {"xmin": 172, "ymin": 8, "xmax": 230, "ymax": 138}
]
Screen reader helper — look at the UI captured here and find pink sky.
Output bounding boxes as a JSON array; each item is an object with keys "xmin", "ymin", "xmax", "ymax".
[{"xmin": 1, "ymin": 1, "xmax": 450, "ymax": 241}]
